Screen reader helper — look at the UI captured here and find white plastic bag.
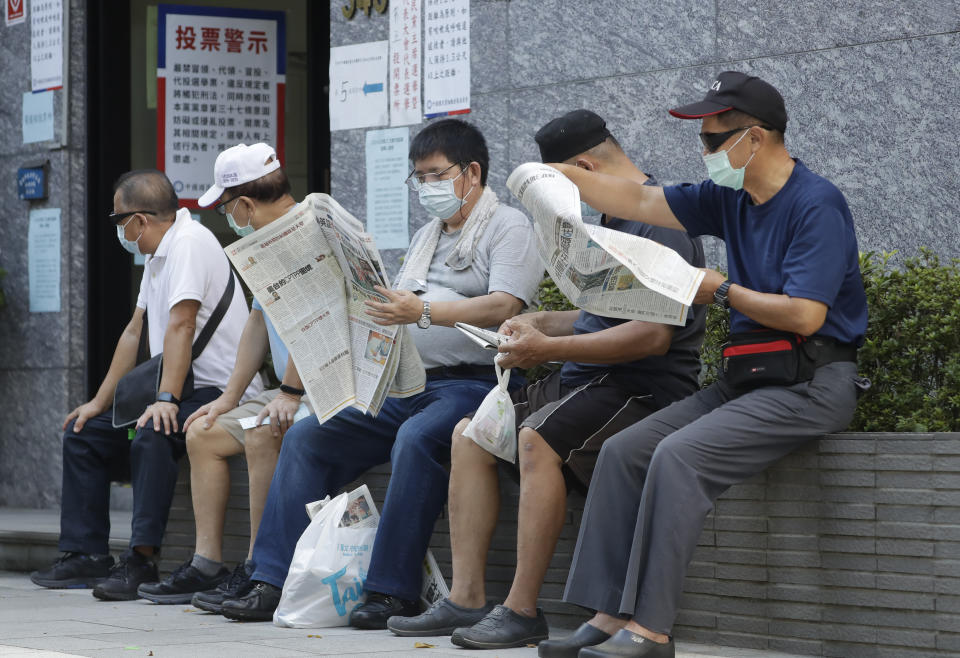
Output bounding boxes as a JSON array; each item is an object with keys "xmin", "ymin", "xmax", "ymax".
[
  {"xmin": 273, "ymin": 486, "xmax": 376, "ymax": 628},
  {"xmin": 463, "ymin": 364, "xmax": 517, "ymax": 462}
]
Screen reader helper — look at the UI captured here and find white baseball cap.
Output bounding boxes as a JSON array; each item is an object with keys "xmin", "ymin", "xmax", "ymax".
[{"xmin": 198, "ymin": 143, "xmax": 282, "ymax": 207}]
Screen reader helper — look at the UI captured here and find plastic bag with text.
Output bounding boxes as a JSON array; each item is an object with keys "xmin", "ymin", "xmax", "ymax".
[
  {"xmin": 273, "ymin": 486, "xmax": 376, "ymax": 628},
  {"xmin": 463, "ymin": 364, "xmax": 517, "ymax": 462}
]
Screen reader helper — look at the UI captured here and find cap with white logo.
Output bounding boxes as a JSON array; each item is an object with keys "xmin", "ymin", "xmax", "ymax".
[
  {"xmin": 198, "ymin": 143, "xmax": 282, "ymax": 207},
  {"xmin": 668, "ymin": 71, "xmax": 788, "ymax": 133}
]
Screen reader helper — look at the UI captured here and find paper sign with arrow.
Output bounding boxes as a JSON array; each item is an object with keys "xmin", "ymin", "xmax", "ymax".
[{"xmin": 329, "ymin": 40, "xmax": 390, "ymax": 131}]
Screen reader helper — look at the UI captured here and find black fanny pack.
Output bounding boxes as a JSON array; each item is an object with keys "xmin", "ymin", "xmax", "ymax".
[{"xmin": 721, "ymin": 331, "xmax": 857, "ymax": 389}]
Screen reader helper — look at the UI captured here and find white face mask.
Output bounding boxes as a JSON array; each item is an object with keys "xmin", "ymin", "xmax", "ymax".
[
  {"xmin": 418, "ymin": 167, "xmax": 474, "ymax": 219},
  {"xmin": 702, "ymin": 128, "xmax": 755, "ymax": 190},
  {"xmin": 225, "ymin": 199, "xmax": 254, "ymax": 237},
  {"xmin": 116, "ymin": 216, "xmax": 144, "ymax": 255}
]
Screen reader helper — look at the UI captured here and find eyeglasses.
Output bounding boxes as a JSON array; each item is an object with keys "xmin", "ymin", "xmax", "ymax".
[
  {"xmin": 404, "ymin": 162, "xmax": 464, "ymax": 191},
  {"xmin": 214, "ymin": 195, "xmax": 243, "ymax": 215},
  {"xmin": 699, "ymin": 125, "xmax": 772, "ymax": 153},
  {"xmin": 109, "ymin": 210, "xmax": 156, "ymax": 223}
]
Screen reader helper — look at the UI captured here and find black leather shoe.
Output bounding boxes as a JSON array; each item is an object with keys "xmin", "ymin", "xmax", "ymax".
[
  {"xmin": 30, "ymin": 552, "xmax": 114, "ymax": 589},
  {"xmin": 137, "ymin": 559, "xmax": 230, "ymax": 604},
  {"xmin": 219, "ymin": 581, "xmax": 282, "ymax": 621},
  {"xmin": 451, "ymin": 604, "xmax": 549, "ymax": 649},
  {"xmin": 538, "ymin": 622, "xmax": 611, "ymax": 658},
  {"xmin": 349, "ymin": 591, "xmax": 420, "ymax": 630},
  {"xmin": 92, "ymin": 549, "xmax": 158, "ymax": 601},
  {"xmin": 192, "ymin": 561, "xmax": 255, "ymax": 614},
  {"xmin": 388, "ymin": 598, "xmax": 495, "ymax": 636},
  {"xmin": 578, "ymin": 629, "xmax": 674, "ymax": 658}
]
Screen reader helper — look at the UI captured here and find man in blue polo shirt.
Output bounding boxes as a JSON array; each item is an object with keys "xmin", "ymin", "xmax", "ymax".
[{"xmin": 541, "ymin": 72, "xmax": 868, "ymax": 658}]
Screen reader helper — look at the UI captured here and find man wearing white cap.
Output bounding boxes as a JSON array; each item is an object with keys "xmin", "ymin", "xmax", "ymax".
[{"xmin": 136, "ymin": 144, "xmax": 316, "ymax": 609}]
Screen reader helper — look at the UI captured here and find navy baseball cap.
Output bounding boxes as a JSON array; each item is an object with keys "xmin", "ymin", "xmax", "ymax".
[{"xmin": 669, "ymin": 71, "xmax": 788, "ymax": 133}]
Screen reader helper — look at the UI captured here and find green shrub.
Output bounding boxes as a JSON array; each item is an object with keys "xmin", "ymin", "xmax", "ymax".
[
  {"xmin": 535, "ymin": 249, "xmax": 960, "ymax": 432},
  {"xmin": 851, "ymin": 249, "xmax": 960, "ymax": 432}
]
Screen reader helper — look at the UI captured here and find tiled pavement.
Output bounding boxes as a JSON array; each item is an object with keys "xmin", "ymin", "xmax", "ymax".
[{"xmin": 0, "ymin": 572, "xmax": 806, "ymax": 658}]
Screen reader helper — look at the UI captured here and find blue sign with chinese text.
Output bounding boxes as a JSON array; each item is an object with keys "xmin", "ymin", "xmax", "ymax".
[{"xmin": 18, "ymin": 167, "xmax": 47, "ymax": 200}]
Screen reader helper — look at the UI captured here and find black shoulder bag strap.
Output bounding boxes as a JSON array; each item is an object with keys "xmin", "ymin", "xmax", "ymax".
[{"xmin": 191, "ymin": 265, "xmax": 237, "ymax": 360}]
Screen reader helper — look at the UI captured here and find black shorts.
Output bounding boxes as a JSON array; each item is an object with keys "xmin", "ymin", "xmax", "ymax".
[{"xmin": 496, "ymin": 369, "xmax": 657, "ymax": 494}]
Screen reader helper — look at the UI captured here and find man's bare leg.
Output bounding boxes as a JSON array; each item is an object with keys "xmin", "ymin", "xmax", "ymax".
[
  {"xmin": 448, "ymin": 418, "xmax": 500, "ymax": 608},
  {"xmin": 242, "ymin": 424, "xmax": 283, "ymax": 560},
  {"xmin": 502, "ymin": 427, "xmax": 567, "ymax": 617},
  {"xmin": 185, "ymin": 423, "xmax": 243, "ymax": 562}
]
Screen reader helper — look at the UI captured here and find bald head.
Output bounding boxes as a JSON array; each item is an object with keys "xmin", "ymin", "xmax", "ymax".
[
  {"xmin": 113, "ymin": 170, "xmax": 179, "ymax": 221},
  {"xmin": 579, "ymin": 136, "xmax": 626, "ymax": 163}
]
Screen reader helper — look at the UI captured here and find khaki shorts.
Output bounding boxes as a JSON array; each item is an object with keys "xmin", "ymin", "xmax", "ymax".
[{"xmin": 215, "ymin": 388, "xmax": 314, "ymax": 445}]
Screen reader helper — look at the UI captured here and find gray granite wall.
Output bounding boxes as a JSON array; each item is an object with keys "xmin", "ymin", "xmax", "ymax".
[
  {"xmin": 330, "ymin": 1, "xmax": 960, "ymax": 275},
  {"xmin": 0, "ymin": 1, "xmax": 87, "ymax": 507}
]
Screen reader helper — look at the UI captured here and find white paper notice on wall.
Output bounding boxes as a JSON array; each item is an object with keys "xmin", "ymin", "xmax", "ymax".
[
  {"xmin": 6, "ymin": 0, "xmax": 27, "ymax": 26},
  {"xmin": 30, "ymin": 0, "xmax": 62, "ymax": 91},
  {"xmin": 423, "ymin": 0, "xmax": 470, "ymax": 118},
  {"xmin": 388, "ymin": 0, "xmax": 422, "ymax": 127},
  {"xmin": 22, "ymin": 91, "xmax": 54, "ymax": 144},
  {"xmin": 329, "ymin": 41, "xmax": 390, "ymax": 131},
  {"xmin": 28, "ymin": 207, "xmax": 61, "ymax": 313},
  {"xmin": 365, "ymin": 127, "xmax": 410, "ymax": 250}
]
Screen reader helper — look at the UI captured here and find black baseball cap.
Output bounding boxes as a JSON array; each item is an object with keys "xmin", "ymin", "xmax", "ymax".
[
  {"xmin": 669, "ymin": 71, "xmax": 788, "ymax": 133},
  {"xmin": 535, "ymin": 109, "xmax": 613, "ymax": 163}
]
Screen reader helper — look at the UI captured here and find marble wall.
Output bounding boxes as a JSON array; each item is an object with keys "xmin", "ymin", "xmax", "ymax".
[
  {"xmin": 0, "ymin": 1, "xmax": 87, "ymax": 507},
  {"xmin": 331, "ymin": 0, "xmax": 960, "ymax": 275}
]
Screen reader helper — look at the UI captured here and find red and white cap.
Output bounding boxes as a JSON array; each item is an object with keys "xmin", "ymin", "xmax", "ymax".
[{"xmin": 198, "ymin": 143, "xmax": 281, "ymax": 207}]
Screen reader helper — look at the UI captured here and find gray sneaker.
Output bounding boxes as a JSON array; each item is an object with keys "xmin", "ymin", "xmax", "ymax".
[
  {"xmin": 451, "ymin": 604, "xmax": 549, "ymax": 649},
  {"xmin": 387, "ymin": 598, "xmax": 495, "ymax": 637}
]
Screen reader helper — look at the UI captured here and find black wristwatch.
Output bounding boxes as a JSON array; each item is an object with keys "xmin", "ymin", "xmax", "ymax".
[
  {"xmin": 279, "ymin": 384, "xmax": 306, "ymax": 396},
  {"xmin": 156, "ymin": 391, "xmax": 181, "ymax": 406},
  {"xmin": 713, "ymin": 280, "xmax": 732, "ymax": 309}
]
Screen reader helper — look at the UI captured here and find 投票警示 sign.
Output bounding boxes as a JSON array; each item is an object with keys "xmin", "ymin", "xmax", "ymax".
[{"xmin": 157, "ymin": 4, "xmax": 286, "ymax": 206}]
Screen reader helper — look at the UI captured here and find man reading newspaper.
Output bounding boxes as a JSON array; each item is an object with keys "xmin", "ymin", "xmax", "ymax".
[
  {"xmin": 218, "ymin": 119, "xmax": 543, "ymax": 625},
  {"xmin": 134, "ymin": 144, "xmax": 316, "ymax": 608},
  {"xmin": 544, "ymin": 72, "xmax": 867, "ymax": 658},
  {"xmin": 389, "ymin": 110, "xmax": 706, "ymax": 649}
]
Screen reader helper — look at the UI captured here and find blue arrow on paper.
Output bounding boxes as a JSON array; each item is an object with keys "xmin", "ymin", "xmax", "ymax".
[{"xmin": 363, "ymin": 81, "xmax": 384, "ymax": 95}]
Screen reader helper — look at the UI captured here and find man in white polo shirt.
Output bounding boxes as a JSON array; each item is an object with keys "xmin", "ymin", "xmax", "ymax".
[
  {"xmin": 136, "ymin": 144, "xmax": 316, "ymax": 609},
  {"xmin": 30, "ymin": 169, "xmax": 260, "ymax": 601}
]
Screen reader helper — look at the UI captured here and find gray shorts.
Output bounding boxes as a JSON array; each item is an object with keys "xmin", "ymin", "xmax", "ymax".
[{"xmin": 215, "ymin": 388, "xmax": 314, "ymax": 445}]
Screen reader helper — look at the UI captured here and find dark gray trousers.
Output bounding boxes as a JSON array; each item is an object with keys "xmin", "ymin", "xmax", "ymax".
[{"xmin": 562, "ymin": 361, "xmax": 860, "ymax": 634}]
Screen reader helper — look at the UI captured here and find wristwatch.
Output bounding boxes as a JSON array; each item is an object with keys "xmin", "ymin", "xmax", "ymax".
[
  {"xmin": 156, "ymin": 391, "xmax": 181, "ymax": 406},
  {"xmin": 279, "ymin": 384, "xmax": 306, "ymax": 396},
  {"xmin": 416, "ymin": 299, "xmax": 432, "ymax": 329},
  {"xmin": 713, "ymin": 280, "xmax": 732, "ymax": 309}
]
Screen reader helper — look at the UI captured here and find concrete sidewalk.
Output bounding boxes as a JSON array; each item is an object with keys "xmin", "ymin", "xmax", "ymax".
[{"xmin": 0, "ymin": 571, "xmax": 804, "ymax": 658}]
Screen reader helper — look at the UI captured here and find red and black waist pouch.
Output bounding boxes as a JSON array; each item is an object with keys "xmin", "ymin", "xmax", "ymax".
[{"xmin": 721, "ymin": 331, "xmax": 816, "ymax": 389}]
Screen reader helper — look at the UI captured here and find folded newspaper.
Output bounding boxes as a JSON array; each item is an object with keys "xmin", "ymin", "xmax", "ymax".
[
  {"xmin": 506, "ymin": 163, "xmax": 705, "ymax": 326},
  {"xmin": 224, "ymin": 193, "xmax": 426, "ymax": 424},
  {"xmin": 455, "ymin": 322, "xmax": 508, "ymax": 351}
]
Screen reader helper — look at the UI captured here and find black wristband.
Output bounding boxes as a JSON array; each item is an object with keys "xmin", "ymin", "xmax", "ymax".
[
  {"xmin": 156, "ymin": 391, "xmax": 181, "ymax": 406},
  {"xmin": 279, "ymin": 384, "xmax": 306, "ymax": 396}
]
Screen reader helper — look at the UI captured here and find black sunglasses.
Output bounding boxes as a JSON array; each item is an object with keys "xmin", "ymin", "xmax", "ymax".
[
  {"xmin": 109, "ymin": 210, "xmax": 156, "ymax": 223},
  {"xmin": 214, "ymin": 195, "xmax": 244, "ymax": 215},
  {"xmin": 699, "ymin": 125, "xmax": 772, "ymax": 153}
]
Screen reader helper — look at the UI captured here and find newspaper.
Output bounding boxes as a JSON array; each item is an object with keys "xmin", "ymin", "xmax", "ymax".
[
  {"xmin": 506, "ymin": 163, "xmax": 705, "ymax": 326},
  {"xmin": 225, "ymin": 193, "xmax": 425, "ymax": 424},
  {"xmin": 455, "ymin": 322, "xmax": 508, "ymax": 351}
]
